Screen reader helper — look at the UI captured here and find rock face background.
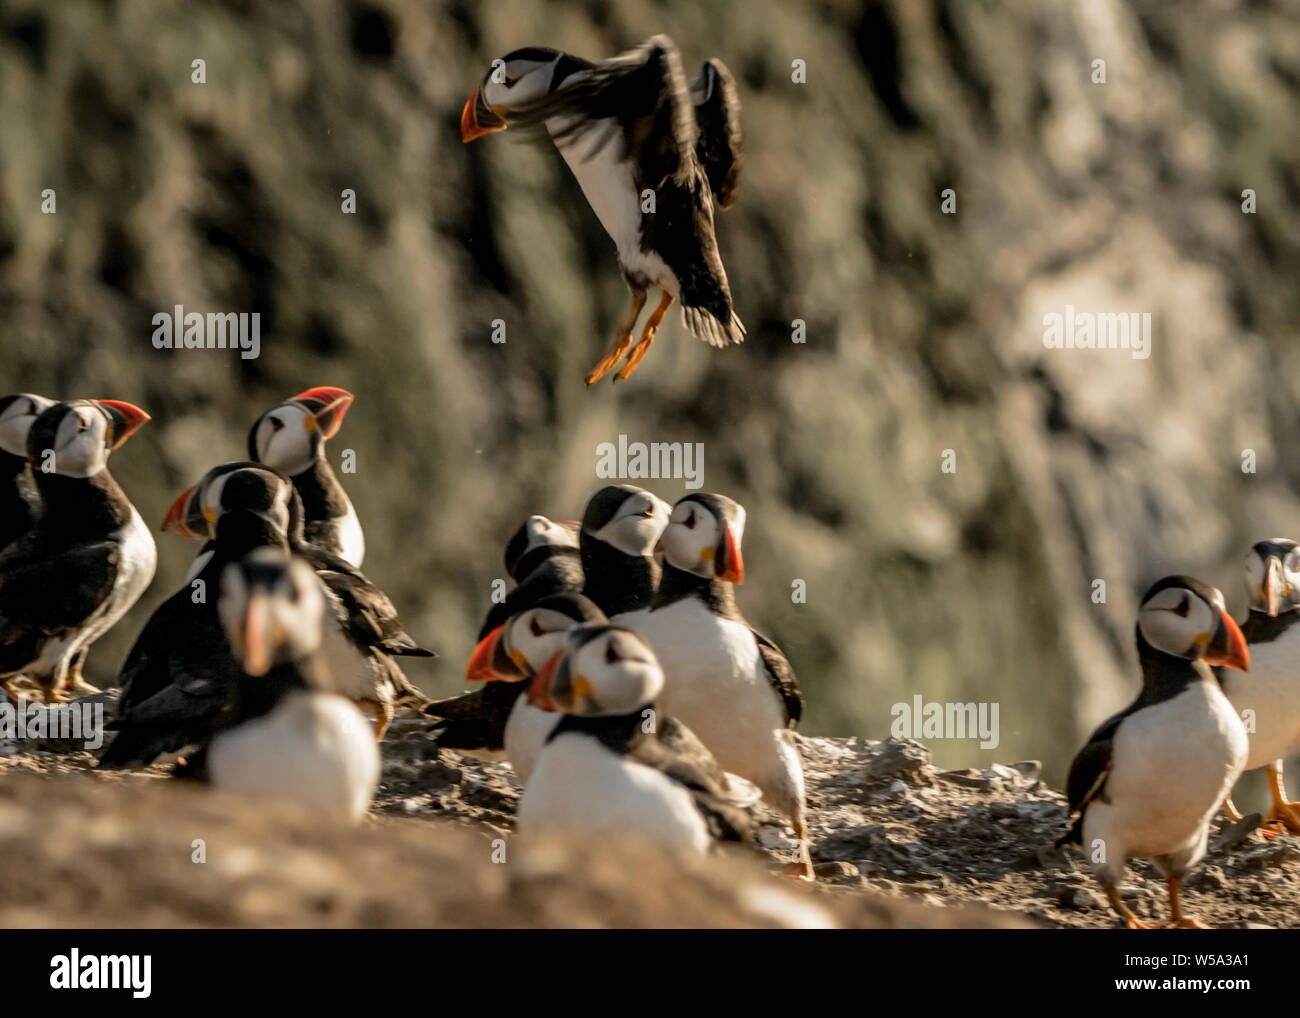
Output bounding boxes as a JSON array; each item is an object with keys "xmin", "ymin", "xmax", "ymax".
[{"xmin": 1, "ymin": 0, "xmax": 1298, "ymax": 787}]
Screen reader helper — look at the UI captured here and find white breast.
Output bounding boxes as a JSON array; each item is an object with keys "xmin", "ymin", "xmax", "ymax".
[
  {"xmin": 503, "ymin": 697, "xmax": 561, "ymax": 785},
  {"xmin": 1226, "ymin": 635, "xmax": 1300, "ymax": 768},
  {"xmin": 518, "ymin": 733, "xmax": 711, "ymax": 854},
  {"xmin": 208, "ymin": 691, "xmax": 380, "ymax": 823},
  {"xmin": 1085, "ymin": 678, "xmax": 1247, "ymax": 865},
  {"xmin": 334, "ymin": 502, "xmax": 364, "ymax": 568},
  {"xmin": 625, "ymin": 599, "xmax": 784, "ymax": 780},
  {"xmin": 549, "ymin": 117, "xmax": 676, "ymax": 292}
]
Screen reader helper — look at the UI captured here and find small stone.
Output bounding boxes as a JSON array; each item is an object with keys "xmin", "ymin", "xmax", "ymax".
[
  {"xmin": 864, "ymin": 739, "xmax": 931, "ymax": 783},
  {"xmin": 1056, "ymin": 885, "xmax": 1099, "ymax": 910},
  {"xmin": 813, "ymin": 861, "xmax": 860, "ymax": 879},
  {"xmin": 1212, "ymin": 813, "xmax": 1262, "ymax": 852},
  {"xmin": 1118, "ymin": 884, "xmax": 1151, "ymax": 900},
  {"xmin": 989, "ymin": 801, "xmax": 1020, "ymax": 819},
  {"xmin": 937, "ymin": 768, "xmax": 994, "ymax": 791}
]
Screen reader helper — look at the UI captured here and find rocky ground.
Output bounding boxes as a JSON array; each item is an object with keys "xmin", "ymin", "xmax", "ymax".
[{"xmin": 2, "ymin": 694, "xmax": 1296, "ymax": 928}]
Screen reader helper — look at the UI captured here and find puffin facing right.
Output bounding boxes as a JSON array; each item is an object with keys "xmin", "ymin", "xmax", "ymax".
[{"xmin": 1059, "ymin": 576, "xmax": 1250, "ymax": 929}]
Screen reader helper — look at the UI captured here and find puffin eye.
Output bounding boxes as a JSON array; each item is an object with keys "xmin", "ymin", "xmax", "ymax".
[
  {"xmin": 269, "ymin": 417, "xmax": 284, "ymax": 432},
  {"xmin": 77, "ymin": 417, "xmax": 90, "ymax": 432},
  {"xmin": 504, "ymin": 76, "xmax": 518, "ymax": 87},
  {"xmin": 529, "ymin": 617, "xmax": 544, "ymax": 637},
  {"xmin": 1173, "ymin": 594, "xmax": 1190, "ymax": 618},
  {"xmin": 684, "ymin": 511, "xmax": 696, "ymax": 529},
  {"xmin": 605, "ymin": 640, "xmax": 622, "ymax": 664}
]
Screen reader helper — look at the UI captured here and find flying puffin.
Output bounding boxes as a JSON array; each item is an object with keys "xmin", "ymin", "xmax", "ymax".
[
  {"xmin": 176, "ymin": 548, "xmax": 380, "ymax": 823},
  {"xmin": 249, "ymin": 386, "xmax": 363, "ymax": 566},
  {"xmin": 478, "ymin": 514, "xmax": 584, "ymax": 640},
  {"xmin": 461, "ymin": 36, "xmax": 745, "ymax": 384},
  {"xmin": 518, "ymin": 624, "xmax": 752, "ymax": 854},
  {"xmin": 1058, "ymin": 576, "xmax": 1250, "ymax": 929},
  {"xmin": 579, "ymin": 484, "xmax": 671, "ymax": 616},
  {"xmin": 1219, "ymin": 539, "xmax": 1300, "ymax": 836},
  {"xmin": 0, "ymin": 393, "xmax": 54, "ymax": 553},
  {"xmin": 0, "ymin": 399, "xmax": 154, "ymax": 704},
  {"xmin": 424, "ymin": 592, "xmax": 607, "ymax": 782},
  {"xmin": 616, "ymin": 492, "xmax": 810, "ymax": 878}
]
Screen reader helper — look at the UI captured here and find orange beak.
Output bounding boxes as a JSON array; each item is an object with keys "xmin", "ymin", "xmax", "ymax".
[
  {"xmin": 241, "ymin": 594, "xmax": 273, "ymax": 676},
  {"xmin": 461, "ymin": 90, "xmax": 507, "ymax": 142},
  {"xmin": 1264, "ymin": 557, "xmax": 1282, "ymax": 618},
  {"xmin": 466, "ymin": 624, "xmax": 507, "ymax": 683},
  {"xmin": 292, "ymin": 386, "xmax": 353, "ymax": 439},
  {"xmin": 95, "ymin": 400, "xmax": 151, "ymax": 450},
  {"xmin": 162, "ymin": 485, "xmax": 201, "ymax": 537},
  {"xmin": 716, "ymin": 524, "xmax": 744, "ymax": 584},
  {"xmin": 526, "ymin": 650, "xmax": 565, "ymax": 711},
  {"xmin": 1205, "ymin": 608, "xmax": 1250, "ymax": 672}
]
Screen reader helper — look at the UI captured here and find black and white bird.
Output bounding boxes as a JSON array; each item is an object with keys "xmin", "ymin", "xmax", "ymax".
[
  {"xmin": 178, "ymin": 549, "xmax": 380, "ymax": 823},
  {"xmin": 248, "ymin": 386, "xmax": 363, "ymax": 566},
  {"xmin": 1220, "ymin": 540, "xmax": 1300, "ymax": 835},
  {"xmin": 1059, "ymin": 576, "xmax": 1250, "ymax": 929},
  {"xmin": 424, "ymin": 592, "xmax": 607, "ymax": 782},
  {"xmin": 518, "ymin": 624, "xmax": 752, "ymax": 855},
  {"xmin": 462, "ymin": 36, "xmax": 744, "ymax": 384},
  {"xmin": 478, "ymin": 514, "xmax": 583, "ymax": 640},
  {"xmin": 616, "ymin": 493, "xmax": 810, "ymax": 878},
  {"xmin": 0, "ymin": 393, "xmax": 54, "ymax": 553},
  {"xmin": 0, "ymin": 399, "xmax": 154, "ymax": 704},
  {"xmin": 579, "ymin": 484, "xmax": 671, "ymax": 616}
]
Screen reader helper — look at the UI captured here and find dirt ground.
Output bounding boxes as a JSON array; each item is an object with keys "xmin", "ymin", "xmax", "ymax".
[{"xmin": 1, "ymin": 696, "xmax": 1296, "ymax": 928}]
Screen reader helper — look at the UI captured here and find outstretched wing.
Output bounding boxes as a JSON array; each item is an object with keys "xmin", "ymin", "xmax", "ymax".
[
  {"xmin": 690, "ymin": 58, "xmax": 742, "ymax": 208},
  {"xmin": 511, "ymin": 34, "xmax": 698, "ymax": 191}
]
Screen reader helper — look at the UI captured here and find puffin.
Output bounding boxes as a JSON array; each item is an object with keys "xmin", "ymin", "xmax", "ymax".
[
  {"xmin": 424, "ymin": 592, "xmax": 607, "ymax": 782},
  {"xmin": 1219, "ymin": 539, "xmax": 1300, "ymax": 835},
  {"xmin": 518, "ymin": 623, "xmax": 752, "ymax": 854},
  {"xmin": 101, "ymin": 465, "xmax": 304, "ymax": 769},
  {"xmin": 248, "ymin": 386, "xmax": 363, "ymax": 566},
  {"xmin": 616, "ymin": 492, "xmax": 810, "ymax": 878},
  {"xmin": 0, "ymin": 393, "xmax": 54, "ymax": 553},
  {"xmin": 579, "ymin": 484, "xmax": 671, "ymax": 616},
  {"xmin": 0, "ymin": 399, "xmax": 154, "ymax": 704},
  {"xmin": 1058, "ymin": 576, "xmax": 1250, "ymax": 929},
  {"xmin": 101, "ymin": 465, "xmax": 430, "ymax": 769},
  {"xmin": 177, "ymin": 548, "xmax": 380, "ymax": 823},
  {"xmin": 461, "ymin": 36, "xmax": 745, "ymax": 384},
  {"xmin": 478, "ymin": 514, "xmax": 584, "ymax": 640}
]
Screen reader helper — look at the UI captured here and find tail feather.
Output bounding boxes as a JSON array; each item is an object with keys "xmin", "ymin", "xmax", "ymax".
[{"xmin": 682, "ymin": 306, "xmax": 745, "ymax": 348}]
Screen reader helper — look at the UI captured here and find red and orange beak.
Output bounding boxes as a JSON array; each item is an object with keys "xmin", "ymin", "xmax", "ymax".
[
  {"xmin": 716, "ymin": 523, "xmax": 744, "ymax": 584},
  {"xmin": 291, "ymin": 386, "xmax": 353, "ymax": 439},
  {"xmin": 240, "ymin": 592, "xmax": 275, "ymax": 676},
  {"xmin": 526, "ymin": 650, "xmax": 566, "ymax": 711},
  {"xmin": 461, "ymin": 89, "xmax": 507, "ymax": 142},
  {"xmin": 466, "ymin": 623, "xmax": 527, "ymax": 684},
  {"xmin": 1204, "ymin": 608, "xmax": 1250, "ymax": 672},
  {"xmin": 1264, "ymin": 557, "xmax": 1283, "ymax": 618},
  {"xmin": 162, "ymin": 484, "xmax": 202, "ymax": 538},
  {"xmin": 95, "ymin": 400, "xmax": 151, "ymax": 450}
]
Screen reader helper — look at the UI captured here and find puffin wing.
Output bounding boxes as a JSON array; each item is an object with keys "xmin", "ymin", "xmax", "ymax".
[
  {"xmin": 302, "ymin": 545, "xmax": 435, "ymax": 657},
  {"xmin": 1057, "ymin": 711, "xmax": 1126, "ymax": 846},
  {"xmin": 753, "ymin": 630, "xmax": 803, "ymax": 729},
  {"xmin": 0, "ymin": 538, "xmax": 119, "ymax": 639},
  {"xmin": 512, "ymin": 34, "xmax": 698, "ymax": 190},
  {"xmin": 423, "ymin": 682, "xmax": 523, "ymax": 753},
  {"xmin": 690, "ymin": 58, "xmax": 742, "ymax": 208}
]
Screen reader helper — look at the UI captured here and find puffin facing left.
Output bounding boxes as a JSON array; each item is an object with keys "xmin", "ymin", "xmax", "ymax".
[
  {"xmin": 462, "ymin": 36, "xmax": 745, "ymax": 384},
  {"xmin": 178, "ymin": 549, "xmax": 380, "ymax": 823},
  {"xmin": 0, "ymin": 399, "xmax": 154, "ymax": 703}
]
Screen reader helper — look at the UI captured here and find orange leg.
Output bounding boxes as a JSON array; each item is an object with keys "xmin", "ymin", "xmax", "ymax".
[
  {"xmin": 1263, "ymin": 762, "xmax": 1300, "ymax": 837},
  {"xmin": 1164, "ymin": 876, "xmax": 1211, "ymax": 929},
  {"xmin": 1105, "ymin": 886, "xmax": 1159, "ymax": 929},
  {"xmin": 1222, "ymin": 794, "xmax": 1244, "ymax": 823},
  {"xmin": 776, "ymin": 819, "xmax": 815, "ymax": 881},
  {"xmin": 613, "ymin": 291, "xmax": 674, "ymax": 382},
  {"xmin": 585, "ymin": 288, "xmax": 647, "ymax": 386}
]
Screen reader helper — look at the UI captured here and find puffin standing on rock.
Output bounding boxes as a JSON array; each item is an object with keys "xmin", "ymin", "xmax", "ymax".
[
  {"xmin": 519, "ymin": 624, "xmax": 753, "ymax": 855},
  {"xmin": 1220, "ymin": 540, "xmax": 1300, "ymax": 835},
  {"xmin": 425, "ymin": 592, "xmax": 608, "ymax": 782},
  {"xmin": 249, "ymin": 386, "xmax": 363, "ymax": 566},
  {"xmin": 0, "ymin": 399, "xmax": 154, "ymax": 703},
  {"xmin": 461, "ymin": 36, "xmax": 745, "ymax": 384},
  {"xmin": 617, "ymin": 493, "xmax": 811, "ymax": 879},
  {"xmin": 178, "ymin": 548, "xmax": 381, "ymax": 824},
  {"xmin": 1059, "ymin": 576, "xmax": 1250, "ymax": 929},
  {"xmin": 579, "ymin": 484, "xmax": 671, "ymax": 616}
]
